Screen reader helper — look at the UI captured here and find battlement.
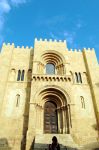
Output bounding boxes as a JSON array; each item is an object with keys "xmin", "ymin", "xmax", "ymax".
[
  {"xmin": 34, "ymin": 38, "xmax": 67, "ymax": 51},
  {"xmin": 2, "ymin": 43, "xmax": 33, "ymax": 49},
  {"xmin": 2, "ymin": 41, "xmax": 95, "ymax": 53},
  {"xmin": 68, "ymin": 48, "xmax": 95, "ymax": 53},
  {"xmin": 35, "ymin": 38, "xmax": 66, "ymax": 43},
  {"xmin": 83, "ymin": 48, "xmax": 95, "ymax": 51}
]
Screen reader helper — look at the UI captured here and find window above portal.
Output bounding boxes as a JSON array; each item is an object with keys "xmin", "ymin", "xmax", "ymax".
[{"xmin": 46, "ymin": 63, "xmax": 55, "ymax": 74}]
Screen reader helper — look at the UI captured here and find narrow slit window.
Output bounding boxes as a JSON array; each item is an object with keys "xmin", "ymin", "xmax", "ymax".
[
  {"xmin": 46, "ymin": 63, "xmax": 55, "ymax": 74},
  {"xmin": 21, "ymin": 70, "xmax": 25, "ymax": 81},
  {"xmin": 75, "ymin": 72, "xmax": 79, "ymax": 83},
  {"xmin": 80, "ymin": 96, "xmax": 85, "ymax": 109},
  {"xmin": 17, "ymin": 70, "xmax": 21, "ymax": 81},
  {"xmin": 16, "ymin": 94, "xmax": 20, "ymax": 107},
  {"xmin": 79, "ymin": 72, "xmax": 82, "ymax": 83}
]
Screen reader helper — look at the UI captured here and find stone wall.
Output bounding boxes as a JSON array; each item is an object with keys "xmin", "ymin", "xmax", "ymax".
[{"xmin": 0, "ymin": 39, "xmax": 99, "ymax": 150}]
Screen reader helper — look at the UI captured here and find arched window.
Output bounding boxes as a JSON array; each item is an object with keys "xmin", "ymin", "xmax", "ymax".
[
  {"xmin": 16, "ymin": 94, "xmax": 20, "ymax": 107},
  {"xmin": 21, "ymin": 70, "xmax": 25, "ymax": 81},
  {"xmin": 79, "ymin": 72, "xmax": 82, "ymax": 83},
  {"xmin": 80, "ymin": 96, "xmax": 85, "ymax": 109},
  {"xmin": 17, "ymin": 70, "xmax": 21, "ymax": 81},
  {"xmin": 75, "ymin": 72, "xmax": 79, "ymax": 83},
  {"xmin": 46, "ymin": 63, "xmax": 55, "ymax": 74}
]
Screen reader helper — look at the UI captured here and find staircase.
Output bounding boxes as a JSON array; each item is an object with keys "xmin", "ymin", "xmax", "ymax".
[{"xmin": 33, "ymin": 134, "xmax": 79, "ymax": 150}]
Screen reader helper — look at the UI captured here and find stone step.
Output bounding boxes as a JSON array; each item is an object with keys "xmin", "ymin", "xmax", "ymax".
[{"xmin": 33, "ymin": 134, "xmax": 79, "ymax": 150}]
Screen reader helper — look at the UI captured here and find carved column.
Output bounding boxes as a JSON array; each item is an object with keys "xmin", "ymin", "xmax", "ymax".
[
  {"xmin": 62, "ymin": 106, "xmax": 67, "ymax": 134},
  {"xmin": 57, "ymin": 108, "xmax": 61, "ymax": 133}
]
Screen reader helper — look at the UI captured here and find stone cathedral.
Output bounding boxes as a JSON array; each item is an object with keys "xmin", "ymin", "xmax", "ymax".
[{"xmin": 0, "ymin": 38, "xmax": 99, "ymax": 150}]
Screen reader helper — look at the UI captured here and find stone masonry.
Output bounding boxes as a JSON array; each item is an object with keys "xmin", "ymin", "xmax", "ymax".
[{"xmin": 0, "ymin": 38, "xmax": 99, "ymax": 150}]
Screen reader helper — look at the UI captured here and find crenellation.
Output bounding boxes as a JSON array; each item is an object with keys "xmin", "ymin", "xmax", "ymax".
[
  {"xmin": 69, "ymin": 49, "xmax": 73, "ymax": 51},
  {"xmin": 35, "ymin": 38, "xmax": 38, "ymax": 41},
  {"xmin": 22, "ymin": 46, "xmax": 25, "ymax": 49},
  {"xmin": 16, "ymin": 46, "xmax": 20, "ymax": 49},
  {"xmin": 34, "ymin": 38, "xmax": 67, "ymax": 43},
  {"xmin": 92, "ymin": 48, "xmax": 95, "ymax": 51},
  {"xmin": 12, "ymin": 43, "xmax": 14, "ymax": 46},
  {"xmin": 88, "ymin": 48, "xmax": 91, "ymax": 51},
  {"xmin": 82, "ymin": 48, "xmax": 95, "ymax": 52},
  {"xmin": 26, "ymin": 46, "xmax": 29, "ymax": 49},
  {"xmin": 64, "ymin": 40, "xmax": 66, "ymax": 43},
  {"xmin": 49, "ymin": 39, "xmax": 52, "ymax": 42},
  {"xmin": 3, "ymin": 42, "xmax": 6, "ymax": 46},
  {"xmin": 78, "ymin": 49, "xmax": 81, "ymax": 52},
  {"xmin": 7, "ymin": 43, "xmax": 11, "ymax": 46},
  {"xmin": 74, "ymin": 49, "xmax": 77, "ymax": 52},
  {"xmin": 40, "ymin": 38, "xmax": 42, "ymax": 41},
  {"xmin": 44, "ymin": 38, "xmax": 47, "ymax": 41},
  {"xmin": 30, "ymin": 46, "xmax": 33, "ymax": 49},
  {"xmin": 2, "ymin": 42, "xmax": 15, "ymax": 47}
]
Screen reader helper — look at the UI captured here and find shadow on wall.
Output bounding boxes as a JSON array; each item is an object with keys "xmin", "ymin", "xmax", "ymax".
[
  {"xmin": 0, "ymin": 138, "xmax": 11, "ymax": 149},
  {"xmin": 95, "ymin": 83, "xmax": 99, "ymax": 87},
  {"xmin": 21, "ymin": 50, "xmax": 34, "ymax": 150},
  {"xmin": 29, "ymin": 137, "xmax": 35, "ymax": 150},
  {"xmin": 92, "ymin": 124, "xmax": 99, "ymax": 130}
]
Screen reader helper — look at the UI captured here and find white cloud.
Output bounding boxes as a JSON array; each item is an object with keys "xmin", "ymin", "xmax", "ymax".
[
  {"xmin": 0, "ymin": 0, "xmax": 29, "ymax": 46},
  {"xmin": 0, "ymin": 0, "xmax": 11, "ymax": 14}
]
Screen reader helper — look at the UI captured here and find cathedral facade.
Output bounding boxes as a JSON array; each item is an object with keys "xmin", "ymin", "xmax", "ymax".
[{"xmin": 0, "ymin": 38, "xmax": 99, "ymax": 150}]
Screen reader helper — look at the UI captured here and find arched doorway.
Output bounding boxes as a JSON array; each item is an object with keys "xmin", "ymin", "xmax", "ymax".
[
  {"xmin": 34, "ymin": 87, "xmax": 71, "ymax": 134},
  {"xmin": 44, "ymin": 101, "xmax": 58, "ymax": 133}
]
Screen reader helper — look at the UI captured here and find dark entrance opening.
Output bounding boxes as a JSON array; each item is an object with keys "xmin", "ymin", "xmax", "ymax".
[{"xmin": 44, "ymin": 101, "xmax": 58, "ymax": 133}]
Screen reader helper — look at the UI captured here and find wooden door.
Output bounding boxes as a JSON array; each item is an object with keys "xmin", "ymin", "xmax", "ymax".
[{"xmin": 44, "ymin": 101, "xmax": 58, "ymax": 133}]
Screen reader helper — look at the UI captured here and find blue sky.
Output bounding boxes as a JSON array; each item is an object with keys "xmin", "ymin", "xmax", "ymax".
[{"xmin": 0, "ymin": 0, "xmax": 99, "ymax": 60}]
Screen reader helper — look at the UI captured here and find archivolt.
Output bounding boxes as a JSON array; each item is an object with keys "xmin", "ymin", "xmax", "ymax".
[
  {"xmin": 41, "ymin": 50, "xmax": 65, "ymax": 65},
  {"xmin": 33, "ymin": 85, "xmax": 71, "ymax": 107}
]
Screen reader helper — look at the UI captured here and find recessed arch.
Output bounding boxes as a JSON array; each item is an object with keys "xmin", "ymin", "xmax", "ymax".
[
  {"xmin": 40, "ymin": 50, "xmax": 66, "ymax": 75},
  {"xmin": 41, "ymin": 50, "xmax": 65, "ymax": 65},
  {"xmin": 32, "ymin": 85, "xmax": 71, "ymax": 134},
  {"xmin": 33, "ymin": 85, "xmax": 71, "ymax": 107}
]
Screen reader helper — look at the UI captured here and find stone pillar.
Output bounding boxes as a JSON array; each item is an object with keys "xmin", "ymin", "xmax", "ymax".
[
  {"xmin": 57, "ymin": 108, "xmax": 61, "ymax": 133},
  {"xmin": 62, "ymin": 106, "xmax": 66, "ymax": 134},
  {"xmin": 66, "ymin": 104, "xmax": 72, "ymax": 134},
  {"xmin": 40, "ymin": 106, "xmax": 44, "ymax": 133},
  {"xmin": 36, "ymin": 105, "xmax": 43, "ymax": 133}
]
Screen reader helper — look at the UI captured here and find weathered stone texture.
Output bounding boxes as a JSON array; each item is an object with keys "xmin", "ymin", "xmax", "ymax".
[{"xmin": 0, "ymin": 39, "xmax": 99, "ymax": 150}]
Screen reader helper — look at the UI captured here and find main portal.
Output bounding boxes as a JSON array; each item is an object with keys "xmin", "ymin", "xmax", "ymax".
[{"xmin": 44, "ymin": 101, "xmax": 58, "ymax": 133}]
